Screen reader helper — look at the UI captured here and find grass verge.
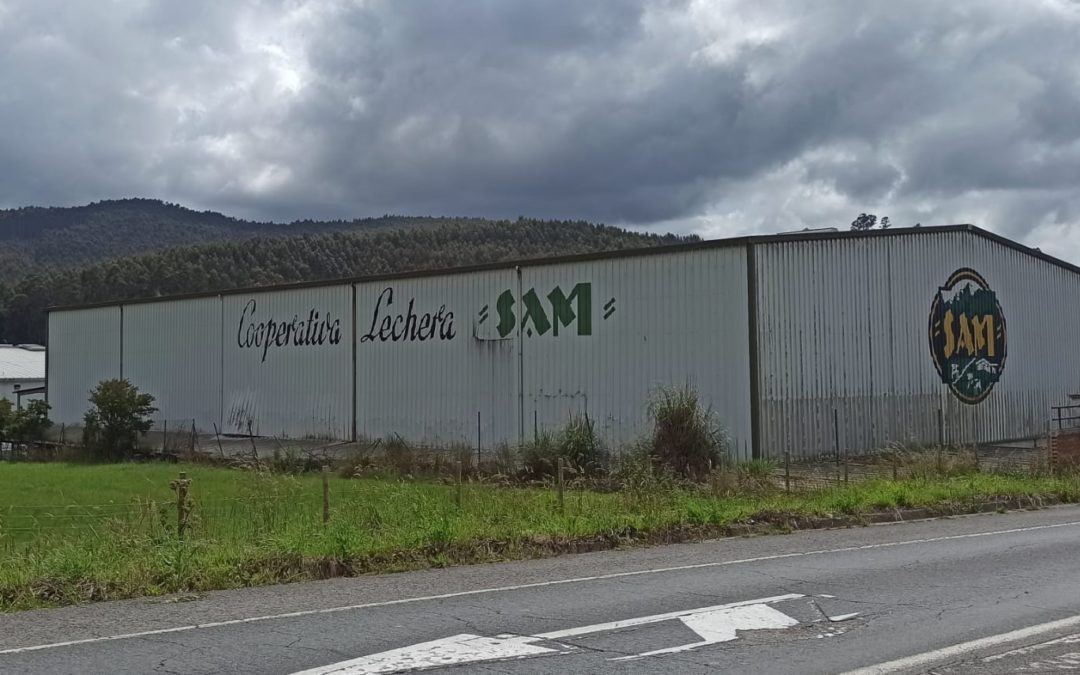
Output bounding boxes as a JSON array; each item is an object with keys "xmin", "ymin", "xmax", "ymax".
[{"xmin": 1, "ymin": 462, "xmax": 1078, "ymax": 611}]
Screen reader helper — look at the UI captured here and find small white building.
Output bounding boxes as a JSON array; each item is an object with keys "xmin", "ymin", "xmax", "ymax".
[{"xmin": 0, "ymin": 344, "xmax": 46, "ymax": 407}]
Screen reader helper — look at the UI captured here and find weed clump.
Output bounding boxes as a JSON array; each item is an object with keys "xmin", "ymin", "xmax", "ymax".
[
  {"xmin": 520, "ymin": 415, "xmax": 606, "ymax": 479},
  {"xmin": 647, "ymin": 386, "xmax": 728, "ymax": 480}
]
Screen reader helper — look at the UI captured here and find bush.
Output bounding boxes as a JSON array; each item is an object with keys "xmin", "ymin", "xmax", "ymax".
[
  {"xmin": 521, "ymin": 415, "xmax": 606, "ymax": 479},
  {"xmin": 82, "ymin": 379, "xmax": 157, "ymax": 460},
  {"xmin": 0, "ymin": 399, "xmax": 13, "ymax": 441},
  {"xmin": 382, "ymin": 435, "xmax": 415, "ymax": 476},
  {"xmin": 648, "ymin": 386, "xmax": 728, "ymax": 480},
  {"xmin": 0, "ymin": 398, "xmax": 52, "ymax": 445}
]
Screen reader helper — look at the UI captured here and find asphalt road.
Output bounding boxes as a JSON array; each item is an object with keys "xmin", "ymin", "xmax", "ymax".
[{"xmin": 3, "ymin": 506, "xmax": 1080, "ymax": 674}]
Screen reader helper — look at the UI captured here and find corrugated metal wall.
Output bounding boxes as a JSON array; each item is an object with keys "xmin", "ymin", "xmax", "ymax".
[
  {"xmin": 221, "ymin": 287, "xmax": 353, "ymax": 439},
  {"xmin": 753, "ymin": 230, "xmax": 1080, "ymax": 457},
  {"xmin": 44, "ymin": 228, "xmax": 1080, "ymax": 457},
  {"xmin": 47, "ymin": 307, "xmax": 121, "ymax": 425},
  {"xmin": 354, "ymin": 269, "xmax": 518, "ymax": 448},
  {"xmin": 351, "ymin": 250, "xmax": 753, "ymax": 456},
  {"xmin": 122, "ymin": 297, "xmax": 222, "ymax": 434},
  {"xmin": 521, "ymin": 248, "xmax": 753, "ymax": 456}
]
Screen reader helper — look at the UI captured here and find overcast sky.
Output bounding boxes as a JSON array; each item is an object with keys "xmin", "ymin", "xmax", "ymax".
[{"xmin": 1, "ymin": 0, "xmax": 1078, "ymax": 263}]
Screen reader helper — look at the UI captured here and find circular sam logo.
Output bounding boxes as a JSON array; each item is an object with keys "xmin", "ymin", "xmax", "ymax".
[{"xmin": 928, "ymin": 268, "xmax": 1007, "ymax": 404}]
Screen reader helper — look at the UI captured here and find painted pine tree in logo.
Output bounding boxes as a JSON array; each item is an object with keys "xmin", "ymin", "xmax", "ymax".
[{"xmin": 928, "ymin": 268, "xmax": 1007, "ymax": 404}]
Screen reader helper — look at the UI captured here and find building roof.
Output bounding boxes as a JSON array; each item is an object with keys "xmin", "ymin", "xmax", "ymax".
[
  {"xmin": 0, "ymin": 344, "xmax": 46, "ymax": 381},
  {"xmin": 46, "ymin": 224, "xmax": 1080, "ymax": 312}
]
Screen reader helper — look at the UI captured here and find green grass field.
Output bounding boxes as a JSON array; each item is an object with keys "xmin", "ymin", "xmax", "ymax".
[{"xmin": 1, "ymin": 461, "xmax": 1077, "ymax": 611}]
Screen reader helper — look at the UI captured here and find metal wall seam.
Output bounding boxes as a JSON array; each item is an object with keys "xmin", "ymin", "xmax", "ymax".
[
  {"xmin": 518, "ymin": 247, "xmax": 752, "ymax": 456},
  {"xmin": 755, "ymin": 230, "xmax": 1080, "ymax": 457},
  {"xmin": 221, "ymin": 286, "xmax": 353, "ymax": 440},
  {"xmin": 123, "ymin": 297, "xmax": 222, "ymax": 434},
  {"xmin": 354, "ymin": 269, "xmax": 518, "ymax": 448},
  {"xmin": 351, "ymin": 284, "xmax": 358, "ymax": 443},
  {"xmin": 47, "ymin": 306, "xmax": 122, "ymax": 425},
  {"xmin": 746, "ymin": 242, "xmax": 762, "ymax": 459}
]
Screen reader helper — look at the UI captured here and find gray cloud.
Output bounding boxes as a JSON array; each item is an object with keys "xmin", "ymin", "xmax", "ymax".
[{"xmin": 0, "ymin": 0, "xmax": 1079, "ymax": 263}]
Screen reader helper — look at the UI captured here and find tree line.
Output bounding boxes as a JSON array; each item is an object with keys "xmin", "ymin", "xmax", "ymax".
[{"xmin": 0, "ymin": 217, "xmax": 693, "ymax": 344}]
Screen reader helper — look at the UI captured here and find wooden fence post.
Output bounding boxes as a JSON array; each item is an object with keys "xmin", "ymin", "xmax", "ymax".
[
  {"xmin": 455, "ymin": 459, "xmax": 463, "ymax": 508},
  {"xmin": 557, "ymin": 457, "xmax": 565, "ymax": 513},
  {"xmin": 322, "ymin": 465, "xmax": 331, "ymax": 524},
  {"xmin": 170, "ymin": 472, "xmax": 191, "ymax": 541},
  {"xmin": 784, "ymin": 451, "xmax": 791, "ymax": 493}
]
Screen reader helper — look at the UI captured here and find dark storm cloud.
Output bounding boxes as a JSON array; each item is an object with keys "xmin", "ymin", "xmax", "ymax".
[{"xmin": 0, "ymin": 0, "xmax": 1078, "ymax": 261}]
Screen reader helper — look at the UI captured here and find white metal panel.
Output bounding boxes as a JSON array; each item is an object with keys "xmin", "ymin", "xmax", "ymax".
[
  {"xmin": 0, "ymin": 347, "xmax": 46, "ymax": 380},
  {"xmin": 755, "ymin": 230, "xmax": 1080, "ymax": 457},
  {"xmin": 0, "ymin": 381, "xmax": 45, "ymax": 403},
  {"xmin": 46, "ymin": 307, "xmax": 121, "ymax": 425},
  {"xmin": 354, "ymin": 269, "xmax": 518, "ymax": 449},
  {"xmin": 521, "ymin": 248, "xmax": 753, "ymax": 458},
  {"xmin": 122, "ymin": 297, "xmax": 222, "ymax": 433},
  {"xmin": 221, "ymin": 286, "xmax": 352, "ymax": 439}
]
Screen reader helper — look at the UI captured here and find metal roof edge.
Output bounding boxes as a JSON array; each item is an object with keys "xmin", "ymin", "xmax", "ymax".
[{"xmin": 47, "ymin": 223, "xmax": 1075, "ymax": 313}]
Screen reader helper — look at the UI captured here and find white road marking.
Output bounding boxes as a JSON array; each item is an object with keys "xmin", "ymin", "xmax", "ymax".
[
  {"xmin": 829, "ymin": 613, "xmax": 861, "ymax": 622},
  {"xmin": 291, "ymin": 595, "xmax": 804, "ymax": 673},
  {"xmin": 288, "ymin": 634, "xmax": 564, "ymax": 675},
  {"xmin": 840, "ymin": 613, "xmax": 1080, "ymax": 674},
  {"xmin": 2, "ymin": 518, "xmax": 1078, "ymax": 656},
  {"xmin": 611, "ymin": 602, "xmax": 800, "ymax": 661},
  {"xmin": 535, "ymin": 593, "xmax": 802, "ymax": 639},
  {"xmin": 982, "ymin": 632, "xmax": 1080, "ymax": 661}
]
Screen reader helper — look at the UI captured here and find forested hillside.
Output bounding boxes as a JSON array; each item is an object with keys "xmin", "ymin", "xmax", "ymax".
[
  {"xmin": 0, "ymin": 215, "xmax": 694, "ymax": 343},
  {"xmin": 0, "ymin": 198, "xmax": 448, "ymax": 281}
]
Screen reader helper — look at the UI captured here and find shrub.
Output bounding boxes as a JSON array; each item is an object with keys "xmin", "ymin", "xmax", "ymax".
[
  {"xmin": 0, "ymin": 398, "xmax": 52, "ymax": 446},
  {"xmin": 382, "ymin": 435, "xmax": 415, "ymax": 475},
  {"xmin": 888, "ymin": 444, "xmax": 980, "ymax": 479},
  {"xmin": 520, "ymin": 431, "xmax": 559, "ymax": 478},
  {"xmin": 0, "ymin": 399, "xmax": 13, "ymax": 442},
  {"xmin": 648, "ymin": 386, "xmax": 728, "ymax": 480},
  {"xmin": 614, "ymin": 442, "xmax": 678, "ymax": 494},
  {"xmin": 82, "ymin": 379, "xmax": 157, "ymax": 460},
  {"xmin": 521, "ymin": 415, "xmax": 606, "ymax": 479}
]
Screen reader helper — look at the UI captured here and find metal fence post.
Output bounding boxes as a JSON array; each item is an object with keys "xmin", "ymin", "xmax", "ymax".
[{"xmin": 212, "ymin": 422, "xmax": 225, "ymax": 459}]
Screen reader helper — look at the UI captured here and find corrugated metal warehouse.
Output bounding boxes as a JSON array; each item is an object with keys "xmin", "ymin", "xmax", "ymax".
[{"xmin": 45, "ymin": 225, "xmax": 1080, "ymax": 459}]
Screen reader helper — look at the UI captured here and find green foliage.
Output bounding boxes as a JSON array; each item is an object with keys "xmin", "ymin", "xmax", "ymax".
[
  {"xmin": 0, "ymin": 398, "xmax": 12, "ymax": 440},
  {"xmin": 850, "ymin": 213, "xmax": 893, "ymax": 231},
  {"xmin": 0, "ymin": 200, "xmax": 695, "ymax": 343},
  {"xmin": 1, "ymin": 462, "xmax": 1077, "ymax": 610},
  {"xmin": 519, "ymin": 431, "xmax": 559, "ymax": 478},
  {"xmin": 82, "ymin": 379, "xmax": 157, "ymax": 460},
  {"xmin": 520, "ymin": 415, "xmax": 606, "ymax": 479},
  {"xmin": 382, "ymin": 435, "xmax": 416, "ymax": 476},
  {"xmin": 647, "ymin": 386, "xmax": 728, "ymax": 480},
  {"xmin": 9, "ymin": 400, "xmax": 51, "ymax": 443},
  {"xmin": 0, "ymin": 398, "xmax": 52, "ymax": 444}
]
